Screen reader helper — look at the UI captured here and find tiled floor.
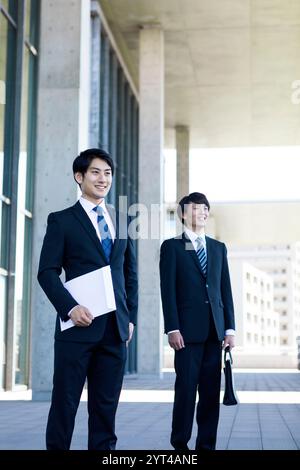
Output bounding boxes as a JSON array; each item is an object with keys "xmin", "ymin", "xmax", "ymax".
[{"xmin": 0, "ymin": 371, "xmax": 299, "ymax": 450}]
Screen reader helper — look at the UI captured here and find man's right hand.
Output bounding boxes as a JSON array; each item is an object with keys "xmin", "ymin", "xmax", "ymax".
[
  {"xmin": 168, "ymin": 331, "xmax": 185, "ymax": 351},
  {"xmin": 70, "ymin": 305, "xmax": 94, "ymax": 327}
]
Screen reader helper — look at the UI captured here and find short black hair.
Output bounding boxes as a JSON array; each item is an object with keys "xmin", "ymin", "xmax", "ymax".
[
  {"xmin": 177, "ymin": 192, "xmax": 210, "ymax": 223},
  {"xmin": 72, "ymin": 148, "xmax": 114, "ymax": 179}
]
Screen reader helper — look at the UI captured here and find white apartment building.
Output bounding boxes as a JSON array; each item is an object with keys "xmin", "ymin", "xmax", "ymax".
[
  {"xmin": 229, "ymin": 243, "xmax": 300, "ymax": 367},
  {"xmin": 229, "ymin": 260, "xmax": 280, "ymax": 356}
]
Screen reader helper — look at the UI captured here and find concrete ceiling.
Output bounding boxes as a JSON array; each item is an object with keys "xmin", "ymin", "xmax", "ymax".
[{"xmin": 99, "ymin": 0, "xmax": 300, "ymax": 148}]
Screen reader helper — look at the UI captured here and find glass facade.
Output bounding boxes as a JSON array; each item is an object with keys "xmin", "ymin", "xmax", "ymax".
[
  {"xmin": 91, "ymin": 9, "xmax": 139, "ymax": 372},
  {"xmin": 0, "ymin": 0, "xmax": 39, "ymax": 390},
  {"xmin": 1, "ymin": 1, "xmax": 139, "ymax": 390}
]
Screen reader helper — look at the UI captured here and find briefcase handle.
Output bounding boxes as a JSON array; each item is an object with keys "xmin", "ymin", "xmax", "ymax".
[{"xmin": 224, "ymin": 345, "xmax": 233, "ymax": 365}]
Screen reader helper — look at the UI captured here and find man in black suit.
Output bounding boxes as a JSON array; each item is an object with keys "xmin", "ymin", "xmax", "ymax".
[
  {"xmin": 159, "ymin": 192, "xmax": 235, "ymax": 451},
  {"xmin": 38, "ymin": 148, "xmax": 138, "ymax": 450}
]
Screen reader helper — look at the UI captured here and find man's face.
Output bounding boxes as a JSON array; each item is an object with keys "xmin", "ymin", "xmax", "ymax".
[
  {"xmin": 75, "ymin": 158, "xmax": 112, "ymax": 203},
  {"xmin": 182, "ymin": 203, "xmax": 209, "ymax": 231}
]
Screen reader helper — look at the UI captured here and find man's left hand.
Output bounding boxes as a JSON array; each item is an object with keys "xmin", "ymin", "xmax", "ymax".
[{"xmin": 223, "ymin": 335, "xmax": 235, "ymax": 351}]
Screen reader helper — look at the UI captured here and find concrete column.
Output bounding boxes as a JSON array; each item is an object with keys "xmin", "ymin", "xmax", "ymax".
[
  {"xmin": 176, "ymin": 126, "xmax": 190, "ymax": 202},
  {"xmin": 138, "ymin": 27, "xmax": 164, "ymax": 375},
  {"xmin": 31, "ymin": 0, "xmax": 90, "ymax": 400}
]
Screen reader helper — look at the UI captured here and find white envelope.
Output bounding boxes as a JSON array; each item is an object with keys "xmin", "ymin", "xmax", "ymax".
[{"xmin": 60, "ymin": 266, "xmax": 116, "ymax": 331}]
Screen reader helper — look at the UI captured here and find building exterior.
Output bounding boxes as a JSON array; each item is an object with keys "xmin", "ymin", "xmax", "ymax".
[
  {"xmin": 0, "ymin": 0, "xmax": 40, "ymax": 391},
  {"xmin": 1, "ymin": 0, "xmax": 300, "ymax": 394},
  {"xmin": 229, "ymin": 244, "xmax": 300, "ymax": 367},
  {"xmin": 0, "ymin": 1, "xmax": 140, "ymax": 394},
  {"xmin": 228, "ymin": 259, "xmax": 283, "ymax": 367}
]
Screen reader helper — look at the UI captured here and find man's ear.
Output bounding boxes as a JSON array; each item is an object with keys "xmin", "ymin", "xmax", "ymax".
[{"xmin": 74, "ymin": 172, "xmax": 83, "ymax": 185}]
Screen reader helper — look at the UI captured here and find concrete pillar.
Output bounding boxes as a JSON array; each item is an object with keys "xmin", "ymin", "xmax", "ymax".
[
  {"xmin": 138, "ymin": 26, "xmax": 164, "ymax": 375},
  {"xmin": 31, "ymin": 0, "xmax": 90, "ymax": 400},
  {"xmin": 176, "ymin": 126, "xmax": 190, "ymax": 202}
]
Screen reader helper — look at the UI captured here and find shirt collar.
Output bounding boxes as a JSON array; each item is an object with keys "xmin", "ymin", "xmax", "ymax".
[
  {"xmin": 184, "ymin": 227, "xmax": 206, "ymax": 245},
  {"xmin": 79, "ymin": 196, "xmax": 107, "ymax": 214}
]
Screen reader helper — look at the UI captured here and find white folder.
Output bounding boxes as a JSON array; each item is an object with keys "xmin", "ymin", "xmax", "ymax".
[{"xmin": 60, "ymin": 266, "xmax": 116, "ymax": 331}]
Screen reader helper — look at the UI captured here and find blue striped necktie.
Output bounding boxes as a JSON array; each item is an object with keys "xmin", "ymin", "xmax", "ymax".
[
  {"xmin": 196, "ymin": 237, "xmax": 207, "ymax": 277},
  {"xmin": 93, "ymin": 206, "xmax": 113, "ymax": 262}
]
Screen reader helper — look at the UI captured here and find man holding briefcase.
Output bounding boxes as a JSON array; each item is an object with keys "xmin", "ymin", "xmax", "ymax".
[
  {"xmin": 160, "ymin": 192, "xmax": 235, "ymax": 451},
  {"xmin": 38, "ymin": 148, "xmax": 138, "ymax": 450}
]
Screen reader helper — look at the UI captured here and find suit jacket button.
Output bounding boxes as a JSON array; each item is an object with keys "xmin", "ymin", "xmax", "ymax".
[{"xmin": 205, "ymin": 300, "xmax": 209, "ymax": 304}]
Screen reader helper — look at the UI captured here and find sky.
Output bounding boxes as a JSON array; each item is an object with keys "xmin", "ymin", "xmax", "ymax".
[{"xmin": 164, "ymin": 146, "xmax": 300, "ymax": 203}]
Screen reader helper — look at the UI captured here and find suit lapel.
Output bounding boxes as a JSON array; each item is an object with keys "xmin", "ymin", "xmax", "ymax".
[
  {"xmin": 71, "ymin": 201, "xmax": 108, "ymax": 264},
  {"xmin": 205, "ymin": 235, "xmax": 211, "ymax": 280}
]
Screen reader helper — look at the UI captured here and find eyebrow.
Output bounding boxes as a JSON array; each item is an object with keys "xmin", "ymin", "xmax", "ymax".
[{"xmin": 90, "ymin": 167, "xmax": 111, "ymax": 172}]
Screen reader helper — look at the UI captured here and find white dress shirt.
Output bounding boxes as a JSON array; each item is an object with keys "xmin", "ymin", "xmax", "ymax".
[
  {"xmin": 79, "ymin": 196, "xmax": 115, "ymax": 241},
  {"xmin": 168, "ymin": 228, "xmax": 235, "ymax": 337},
  {"xmin": 68, "ymin": 197, "xmax": 115, "ymax": 317},
  {"xmin": 184, "ymin": 227, "xmax": 206, "ymax": 253}
]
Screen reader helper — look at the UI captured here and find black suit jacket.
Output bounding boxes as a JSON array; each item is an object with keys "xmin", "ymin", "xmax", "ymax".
[
  {"xmin": 38, "ymin": 201, "xmax": 138, "ymax": 343},
  {"xmin": 159, "ymin": 233, "xmax": 235, "ymax": 342}
]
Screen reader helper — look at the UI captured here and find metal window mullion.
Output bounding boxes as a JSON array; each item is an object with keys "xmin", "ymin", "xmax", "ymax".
[
  {"xmin": 25, "ymin": 51, "xmax": 39, "ymax": 212},
  {"xmin": 129, "ymin": 96, "xmax": 135, "ymax": 205},
  {"xmin": 0, "ymin": 4, "xmax": 17, "ymax": 28},
  {"xmin": 123, "ymin": 82, "xmax": 128, "ymax": 198},
  {"xmin": 0, "ymin": 195, "xmax": 11, "ymax": 204},
  {"xmin": 21, "ymin": 0, "xmax": 40, "ymax": 386},
  {"xmin": 108, "ymin": 53, "xmax": 118, "ymax": 206},
  {"xmin": 5, "ymin": 0, "xmax": 25, "ymax": 391},
  {"xmin": 100, "ymin": 34, "xmax": 110, "ymax": 150},
  {"xmin": 18, "ymin": 215, "xmax": 32, "ymax": 385},
  {"xmin": 24, "ymin": 39, "xmax": 37, "ymax": 56},
  {"xmin": 116, "ymin": 72, "xmax": 125, "ymax": 205},
  {"xmin": 133, "ymin": 100, "xmax": 139, "ymax": 204},
  {"xmin": 89, "ymin": 11, "xmax": 101, "ymax": 147},
  {"xmin": 125, "ymin": 86, "xmax": 131, "ymax": 203}
]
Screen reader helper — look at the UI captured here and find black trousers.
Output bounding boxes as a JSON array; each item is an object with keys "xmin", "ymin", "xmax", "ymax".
[
  {"xmin": 171, "ymin": 317, "xmax": 222, "ymax": 451},
  {"xmin": 46, "ymin": 313, "xmax": 126, "ymax": 450}
]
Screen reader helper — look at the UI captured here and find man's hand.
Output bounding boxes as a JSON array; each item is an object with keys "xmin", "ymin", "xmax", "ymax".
[
  {"xmin": 168, "ymin": 331, "xmax": 185, "ymax": 351},
  {"xmin": 223, "ymin": 335, "xmax": 235, "ymax": 351},
  {"xmin": 126, "ymin": 322, "xmax": 135, "ymax": 347},
  {"xmin": 70, "ymin": 305, "xmax": 93, "ymax": 327}
]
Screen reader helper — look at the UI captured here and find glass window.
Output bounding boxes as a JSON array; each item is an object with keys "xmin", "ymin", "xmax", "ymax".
[
  {"xmin": 0, "ymin": 11, "xmax": 8, "ymax": 190},
  {"xmin": 13, "ymin": 0, "xmax": 39, "ymax": 385},
  {"xmin": 0, "ymin": 0, "xmax": 39, "ymax": 389},
  {"xmin": 0, "ymin": 5, "xmax": 9, "ymax": 391},
  {"xmin": 24, "ymin": 0, "xmax": 31, "ymax": 40},
  {"xmin": 90, "ymin": 11, "xmax": 138, "ymax": 373},
  {"xmin": 14, "ymin": 45, "xmax": 29, "ymax": 384},
  {"xmin": 1, "ymin": 1, "xmax": 17, "ymax": 23}
]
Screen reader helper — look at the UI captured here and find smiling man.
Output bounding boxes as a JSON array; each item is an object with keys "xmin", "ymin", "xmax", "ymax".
[
  {"xmin": 38, "ymin": 148, "xmax": 138, "ymax": 450},
  {"xmin": 159, "ymin": 192, "xmax": 235, "ymax": 451}
]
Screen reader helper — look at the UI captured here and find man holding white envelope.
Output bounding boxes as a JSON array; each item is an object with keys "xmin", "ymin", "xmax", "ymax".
[{"xmin": 38, "ymin": 148, "xmax": 138, "ymax": 450}]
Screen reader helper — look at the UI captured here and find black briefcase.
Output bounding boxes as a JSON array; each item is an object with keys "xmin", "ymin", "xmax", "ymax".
[{"xmin": 223, "ymin": 346, "xmax": 239, "ymax": 406}]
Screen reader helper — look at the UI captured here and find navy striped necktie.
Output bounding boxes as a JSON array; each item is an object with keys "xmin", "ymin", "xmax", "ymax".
[
  {"xmin": 196, "ymin": 237, "xmax": 207, "ymax": 277},
  {"xmin": 93, "ymin": 206, "xmax": 113, "ymax": 262}
]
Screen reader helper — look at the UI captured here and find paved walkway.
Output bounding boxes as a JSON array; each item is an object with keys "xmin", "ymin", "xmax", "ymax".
[{"xmin": 0, "ymin": 370, "xmax": 299, "ymax": 450}]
